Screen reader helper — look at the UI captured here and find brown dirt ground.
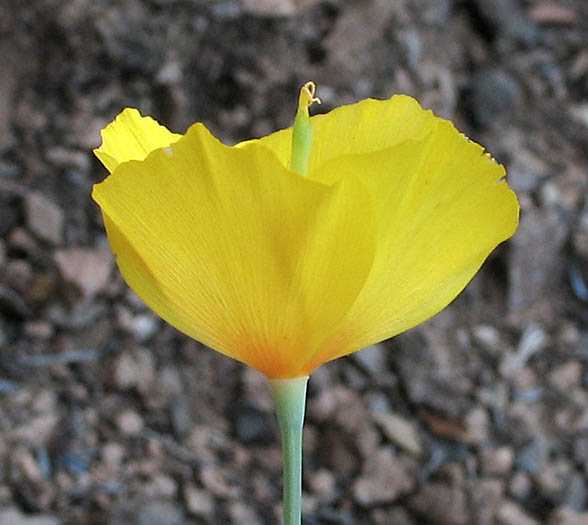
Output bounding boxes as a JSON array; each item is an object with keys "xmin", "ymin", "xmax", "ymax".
[{"xmin": 1, "ymin": 0, "xmax": 587, "ymax": 524}]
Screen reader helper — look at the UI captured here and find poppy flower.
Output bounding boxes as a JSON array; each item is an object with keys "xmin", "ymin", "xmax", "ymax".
[
  {"xmin": 92, "ymin": 85, "xmax": 518, "ymax": 379},
  {"xmin": 93, "ymin": 83, "xmax": 519, "ymax": 524}
]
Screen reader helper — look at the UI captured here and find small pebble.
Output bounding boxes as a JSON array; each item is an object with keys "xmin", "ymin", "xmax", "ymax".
[
  {"xmin": 496, "ymin": 500, "xmax": 539, "ymax": 525},
  {"xmin": 23, "ymin": 321, "xmax": 54, "ymax": 340},
  {"xmin": 136, "ymin": 500, "xmax": 185, "ymax": 525},
  {"xmin": 24, "ymin": 191, "xmax": 64, "ymax": 245},
  {"xmin": 471, "ymin": 68, "xmax": 519, "ymax": 128},
  {"xmin": 116, "ymin": 410, "xmax": 144, "ymax": 436},
  {"xmin": 184, "ymin": 485, "xmax": 214, "ymax": 519},
  {"xmin": 481, "ymin": 447, "xmax": 514, "ymax": 476},
  {"xmin": 233, "ymin": 404, "xmax": 272, "ymax": 445}
]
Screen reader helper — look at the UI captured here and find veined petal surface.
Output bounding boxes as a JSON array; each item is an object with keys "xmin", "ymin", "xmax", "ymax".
[
  {"xmin": 94, "ymin": 108, "xmax": 182, "ymax": 172},
  {"xmin": 302, "ymin": 120, "xmax": 519, "ymax": 373},
  {"xmin": 93, "ymin": 123, "xmax": 376, "ymax": 378},
  {"xmin": 247, "ymin": 95, "xmax": 437, "ymax": 173}
]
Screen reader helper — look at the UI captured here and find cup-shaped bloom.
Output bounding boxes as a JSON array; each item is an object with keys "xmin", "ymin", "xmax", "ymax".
[{"xmin": 92, "ymin": 95, "xmax": 519, "ymax": 378}]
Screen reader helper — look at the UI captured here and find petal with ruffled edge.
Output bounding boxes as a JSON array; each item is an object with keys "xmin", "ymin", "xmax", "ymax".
[
  {"xmin": 93, "ymin": 121, "xmax": 376, "ymax": 378},
  {"xmin": 94, "ymin": 108, "xmax": 183, "ymax": 173},
  {"xmin": 301, "ymin": 120, "xmax": 519, "ymax": 373}
]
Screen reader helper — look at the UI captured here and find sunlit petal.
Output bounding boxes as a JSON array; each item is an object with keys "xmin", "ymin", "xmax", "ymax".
[
  {"xmin": 94, "ymin": 108, "xmax": 182, "ymax": 173},
  {"xmin": 93, "ymin": 122, "xmax": 376, "ymax": 378},
  {"xmin": 302, "ymin": 120, "xmax": 519, "ymax": 373}
]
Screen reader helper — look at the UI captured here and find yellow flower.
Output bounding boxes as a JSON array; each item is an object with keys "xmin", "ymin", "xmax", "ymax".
[{"xmin": 92, "ymin": 89, "xmax": 519, "ymax": 379}]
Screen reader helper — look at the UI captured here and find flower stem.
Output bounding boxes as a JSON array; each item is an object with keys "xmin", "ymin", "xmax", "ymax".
[{"xmin": 269, "ymin": 376, "xmax": 309, "ymax": 525}]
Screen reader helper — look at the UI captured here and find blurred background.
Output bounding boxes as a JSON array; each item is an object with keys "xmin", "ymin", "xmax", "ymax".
[{"xmin": 0, "ymin": 0, "xmax": 587, "ymax": 523}]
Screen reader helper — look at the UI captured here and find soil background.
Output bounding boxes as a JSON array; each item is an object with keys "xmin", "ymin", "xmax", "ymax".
[{"xmin": 1, "ymin": 0, "xmax": 588, "ymax": 524}]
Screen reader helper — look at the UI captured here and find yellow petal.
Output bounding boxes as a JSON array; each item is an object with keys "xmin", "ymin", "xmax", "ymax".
[
  {"xmin": 93, "ymin": 123, "xmax": 376, "ymax": 378},
  {"xmin": 243, "ymin": 95, "xmax": 437, "ymax": 174},
  {"xmin": 302, "ymin": 120, "xmax": 519, "ymax": 373},
  {"xmin": 94, "ymin": 108, "xmax": 182, "ymax": 173}
]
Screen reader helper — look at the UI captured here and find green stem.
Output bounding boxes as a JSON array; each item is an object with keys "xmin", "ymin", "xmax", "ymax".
[{"xmin": 270, "ymin": 376, "xmax": 309, "ymax": 525}]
